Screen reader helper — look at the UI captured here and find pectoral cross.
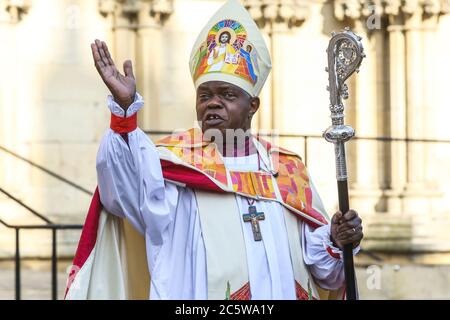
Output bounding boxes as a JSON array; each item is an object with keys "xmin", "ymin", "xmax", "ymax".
[{"xmin": 242, "ymin": 205, "xmax": 265, "ymax": 241}]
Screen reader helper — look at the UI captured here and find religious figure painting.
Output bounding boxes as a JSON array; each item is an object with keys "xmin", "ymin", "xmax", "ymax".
[{"xmin": 194, "ymin": 19, "xmax": 258, "ymax": 85}]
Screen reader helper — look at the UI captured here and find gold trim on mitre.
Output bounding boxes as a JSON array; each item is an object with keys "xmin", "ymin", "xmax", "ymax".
[{"xmin": 189, "ymin": 0, "xmax": 272, "ymax": 97}]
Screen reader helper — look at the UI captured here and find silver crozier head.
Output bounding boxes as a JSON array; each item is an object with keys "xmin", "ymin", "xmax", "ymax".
[{"xmin": 323, "ymin": 27, "xmax": 365, "ymax": 144}]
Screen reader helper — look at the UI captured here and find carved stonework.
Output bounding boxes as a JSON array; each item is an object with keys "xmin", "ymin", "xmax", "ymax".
[
  {"xmin": 334, "ymin": 0, "xmax": 361, "ymax": 20},
  {"xmin": 150, "ymin": 0, "xmax": 174, "ymax": 18},
  {"xmin": 148, "ymin": 0, "xmax": 173, "ymax": 24},
  {"xmin": 334, "ymin": 0, "xmax": 450, "ymax": 21},
  {"xmin": 243, "ymin": 0, "xmax": 312, "ymax": 28},
  {"xmin": 442, "ymin": 0, "xmax": 450, "ymax": 13},
  {"xmin": 98, "ymin": 0, "xmax": 173, "ymax": 24},
  {"xmin": 1, "ymin": 0, "xmax": 31, "ymax": 22},
  {"xmin": 98, "ymin": 0, "xmax": 116, "ymax": 16},
  {"xmin": 384, "ymin": 0, "xmax": 402, "ymax": 16},
  {"xmin": 121, "ymin": 0, "xmax": 142, "ymax": 16}
]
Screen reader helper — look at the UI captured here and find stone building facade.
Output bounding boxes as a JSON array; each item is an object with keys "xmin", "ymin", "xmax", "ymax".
[{"xmin": 1, "ymin": 0, "xmax": 450, "ymax": 298}]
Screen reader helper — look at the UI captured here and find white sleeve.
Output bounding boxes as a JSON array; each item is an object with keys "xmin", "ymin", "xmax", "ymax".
[
  {"xmin": 301, "ymin": 174, "xmax": 360, "ymax": 291},
  {"xmin": 302, "ymin": 223, "xmax": 360, "ymax": 291},
  {"xmin": 96, "ymin": 93, "xmax": 177, "ymax": 246}
]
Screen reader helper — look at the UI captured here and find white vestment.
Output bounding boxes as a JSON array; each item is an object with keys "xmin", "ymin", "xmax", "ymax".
[{"xmin": 96, "ymin": 94, "xmax": 359, "ymax": 300}]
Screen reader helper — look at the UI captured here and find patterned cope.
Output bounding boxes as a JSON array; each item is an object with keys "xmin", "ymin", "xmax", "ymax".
[
  {"xmin": 156, "ymin": 128, "xmax": 328, "ymax": 227},
  {"xmin": 228, "ymin": 281, "xmax": 314, "ymax": 300}
]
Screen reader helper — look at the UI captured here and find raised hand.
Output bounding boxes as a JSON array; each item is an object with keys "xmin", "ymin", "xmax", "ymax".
[{"xmin": 91, "ymin": 39, "xmax": 136, "ymax": 110}]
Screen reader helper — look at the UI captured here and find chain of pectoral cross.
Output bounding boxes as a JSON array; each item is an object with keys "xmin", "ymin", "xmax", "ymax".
[{"xmin": 242, "ymin": 152, "xmax": 265, "ymax": 241}]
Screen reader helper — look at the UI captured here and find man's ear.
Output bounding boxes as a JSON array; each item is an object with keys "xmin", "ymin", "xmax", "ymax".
[{"xmin": 249, "ymin": 97, "xmax": 260, "ymax": 117}]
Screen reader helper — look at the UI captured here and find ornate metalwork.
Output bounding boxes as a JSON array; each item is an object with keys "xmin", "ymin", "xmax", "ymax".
[{"xmin": 323, "ymin": 28, "xmax": 365, "ymax": 181}]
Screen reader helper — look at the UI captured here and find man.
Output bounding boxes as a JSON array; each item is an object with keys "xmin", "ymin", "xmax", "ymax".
[{"xmin": 66, "ymin": 0, "xmax": 363, "ymax": 300}]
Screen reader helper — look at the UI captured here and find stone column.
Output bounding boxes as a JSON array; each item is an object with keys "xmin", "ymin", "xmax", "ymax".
[
  {"xmin": 99, "ymin": 0, "xmax": 137, "ymax": 87},
  {"xmin": 113, "ymin": 5, "xmax": 138, "ymax": 74},
  {"xmin": 405, "ymin": 9, "xmax": 425, "ymax": 188},
  {"xmin": 268, "ymin": 22, "xmax": 288, "ymax": 133},
  {"xmin": 402, "ymin": 7, "xmax": 441, "ymax": 215},
  {"xmin": 0, "ymin": 1, "xmax": 30, "ymax": 190},
  {"xmin": 384, "ymin": 14, "xmax": 408, "ymax": 215},
  {"xmin": 135, "ymin": 1, "xmax": 166, "ymax": 130},
  {"xmin": 406, "ymin": 8, "xmax": 446, "ymax": 252},
  {"xmin": 99, "ymin": 0, "xmax": 117, "ymax": 52},
  {"xmin": 349, "ymin": 20, "xmax": 385, "ymax": 214},
  {"xmin": 421, "ymin": 12, "xmax": 439, "ymax": 192},
  {"xmin": 100, "ymin": 0, "xmax": 173, "ymax": 130},
  {"xmin": 0, "ymin": 5, "xmax": 15, "ymax": 186}
]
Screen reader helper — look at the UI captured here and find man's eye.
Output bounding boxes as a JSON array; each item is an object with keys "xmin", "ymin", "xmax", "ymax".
[
  {"xmin": 224, "ymin": 92, "xmax": 236, "ymax": 99},
  {"xmin": 199, "ymin": 94, "xmax": 210, "ymax": 100}
]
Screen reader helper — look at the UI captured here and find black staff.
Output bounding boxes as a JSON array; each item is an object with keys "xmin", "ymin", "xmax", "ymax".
[{"xmin": 323, "ymin": 28, "xmax": 365, "ymax": 300}]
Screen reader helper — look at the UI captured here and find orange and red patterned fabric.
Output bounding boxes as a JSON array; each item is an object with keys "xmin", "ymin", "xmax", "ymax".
[{"xmin": 157, "ymin": 128, "xmax": 329, "ymax": 228}]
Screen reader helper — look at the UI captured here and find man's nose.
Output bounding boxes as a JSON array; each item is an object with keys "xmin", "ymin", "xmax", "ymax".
[{"xmin": 206, "ymin": 95, "xmax": 223, "ymax": 108}]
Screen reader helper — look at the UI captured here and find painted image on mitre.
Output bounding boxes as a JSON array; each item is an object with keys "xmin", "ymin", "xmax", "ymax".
[{"xmin": 192, "ymin": 19, "xmax": 260, "ymax": 86}]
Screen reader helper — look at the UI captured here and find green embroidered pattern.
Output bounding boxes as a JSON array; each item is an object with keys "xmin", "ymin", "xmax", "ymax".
[
  {"xmin": 308, "ymin": 279, "xmax": 312, "ymax": 300},
  {"xmin": 225, "ymin": 281, "xmax": 231, "ymax": 300}
]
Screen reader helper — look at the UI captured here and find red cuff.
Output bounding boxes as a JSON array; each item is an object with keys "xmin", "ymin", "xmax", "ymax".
[
  {"xmin": 326, "ymin": 246, "xmax": 341, "ymax": 259},
  {"xmin": 110, "ymin": 112, "xmax": 137, "ymax": 134}
]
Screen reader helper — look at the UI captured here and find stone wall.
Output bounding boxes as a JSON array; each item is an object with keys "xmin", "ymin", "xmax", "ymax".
[
  {"xmin": 0, "ymin": 0, "xmax": 112, "ymax": 258},
  {"xmin": 0, "ymin": 0, "xmax": 449, "ymax": 274}
]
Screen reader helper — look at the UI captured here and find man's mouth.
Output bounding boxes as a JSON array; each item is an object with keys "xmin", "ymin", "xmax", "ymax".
[{"xmin": 204, "ymin": 114, "xmax": 225, "ymax": 126}]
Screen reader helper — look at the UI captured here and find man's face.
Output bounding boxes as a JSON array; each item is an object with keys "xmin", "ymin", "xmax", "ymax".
[{"xmin": 196, "ymin": 81, "xmax": 259, "ymax": 135}]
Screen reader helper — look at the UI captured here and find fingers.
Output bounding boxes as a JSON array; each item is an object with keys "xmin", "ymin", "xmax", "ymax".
[
  {"xmin": 91, "ymin": 42, "xmax": 104, "ymax": 68},
  {"xmin": 333, "ymin": 209, "xmax": 359, "ymax": 225},
  {"xmin": 331, "ymin": 211, "xmax": 342, "ymax": 225},
  {"xmin": 102, "ymin": 41, "xmax": 115, "ymax": 66},
  {"xmin": 331, "ymin": 209, "xmax": 363, "ymax": 249},
  {"xmin": 96, "ymin": 39, "xmax": 111, "ymax": 67},
  {"xmin": 123, "ymin": 60, "xmax": 135, "ymax": 79},
  {"xmin": 336, "ymin": 225, "xmax": 363, "ymax": 239},
  {"xmin": 343, "ymin": 209, "xmax": 358, "ymax": 221},
  {"xmin": 92, "ymin": 40, "xmax": 110, "ymax": 80},
  {"xmin": 337, "ymin": 209, "xmax": 361, "ymax": 232},
  {"xmin": 337, "ymin": 217, "xmax": 362, "ymax": 233},
  {"xmin": 337, "ymin": 232, "xmax": 363, "ymax": 248},
  {"xmin": 335, "ymin": 220, "xmax": 363, "ymax": 249}
]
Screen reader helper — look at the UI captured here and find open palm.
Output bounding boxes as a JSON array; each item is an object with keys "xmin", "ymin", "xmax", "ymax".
[{"xmin": 91, "ymin": 39, "xmax": 136, "ymax": 110}]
